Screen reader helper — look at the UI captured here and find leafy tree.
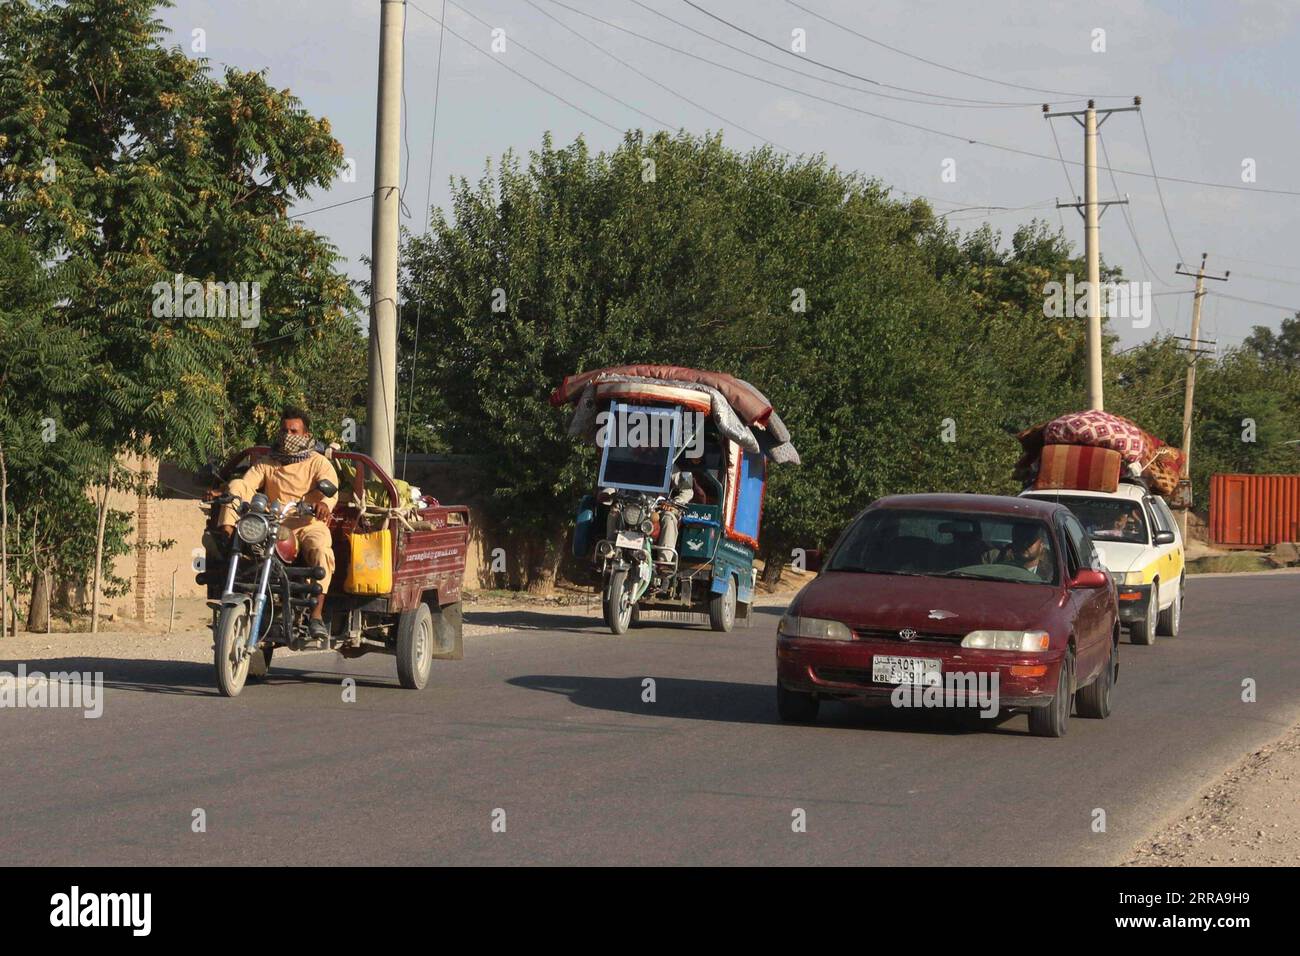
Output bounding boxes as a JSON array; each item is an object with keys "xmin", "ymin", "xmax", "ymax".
[
  {"xmin": 0, "ymin": 0, "xmax": 367, "ymax": 627},
  {"xmin": 399, "ymin": 131, "xmax": 1091, "ymax": 589},
  {"xmin": 1243, "ymin": 313, "xmax": 1300, "ymax": 367}
]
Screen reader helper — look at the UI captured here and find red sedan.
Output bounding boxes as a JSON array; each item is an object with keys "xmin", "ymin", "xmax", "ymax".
[{"xmin": 776, "ymin": 494, "xmax": 1119, "ymax": 737}]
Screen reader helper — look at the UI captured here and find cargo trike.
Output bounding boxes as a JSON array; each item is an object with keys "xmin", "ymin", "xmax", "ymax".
[
  {"xmin": 199, "ymin": 446, "xmax": 470, "ymax": 696},
  {"xmin": 551, "ymin": 365, "xmax": 799, "ymax": 635}
]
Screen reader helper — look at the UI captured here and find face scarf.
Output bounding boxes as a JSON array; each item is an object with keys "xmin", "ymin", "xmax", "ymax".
[{"xmin": 271, "ymin": 428, "xmax": 314, "ymax": 464}]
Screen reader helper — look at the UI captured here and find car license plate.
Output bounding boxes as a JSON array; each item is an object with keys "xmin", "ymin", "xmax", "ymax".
[
  {"xmin": 872, "ymin": 655, "xmax": 941, "ymax": 686},
  {"xmin": 615, "ymin": 530, "xmax": 646, "ymax": 550}
]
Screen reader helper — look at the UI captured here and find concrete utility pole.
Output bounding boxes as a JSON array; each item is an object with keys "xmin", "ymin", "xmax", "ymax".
[
  {"xmin": 1045, "ymin": 97, "xmax": 1141, "ymax": 411},
  {"xmin": 367, "ymin": 0, "xmax": 405, "ymax": 474},
  {"xmin": 1174, "ymin": 254, "xmax": 1230, "ymax": 535}
]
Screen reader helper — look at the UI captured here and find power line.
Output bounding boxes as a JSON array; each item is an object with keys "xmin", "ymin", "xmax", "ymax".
[
  {"xmin": 1047, "ymin": 117, "xmax": 1076, "ymax": 197},
  {"xmin": 404, "ymin": 0, "xmax": 451, "ymax": 479},
  {"xmin": 520, "ymin": 0, "xmax": 803, "ymax": 153},
  {"xmin": 1097, "ymin": 129, "xmax": 1175, "ymax": 289},
  {"xmin": 287, "ymin": 192, "xmax": 373, "ymax": 219},
  {"xmin": 1136, "ymin": 110, "xmax": 1186, "ymax": 265},
  {"xmin": 625, "ymin": 0, "xmax": 1050, "ymax": 109},
  {"xmin": 678, "ymin": 0, "xmax": 1059, "ymax": 107},
  {"xmin": 1209, "ymin": 290, "xmax": 1300, "ymax": 313},
  {"xmin": 445, "ymin": 0, "xmax": 681, "ymax": 133},
  {"xmin": 412, "ymin": 2, "xmax": 1046, "ymax": 226},
  {"xmin": 539, "ymin": 1, "xmax": 1300, "ymax": 198},
  {"xmin": 1232, "ymin": 271, "xmax": 1300, "ymax": 288},
  {"xmin": 521, "ymin": 0, "xmax": 1043, "ymax": 215},
  {"xmin": 406, "ymin": 3, "xmax": 630, "ymax": 136},
  {"xmin": 781, "ymin": 0, "xmax": 1124, "ymax": 100},
  {"xmin": 1207, "ymin": 253, "xmax": 1300, "ymax": 275}
]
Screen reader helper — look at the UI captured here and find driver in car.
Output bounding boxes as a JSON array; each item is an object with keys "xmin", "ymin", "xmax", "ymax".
[
  {"xmin": 999, "ymin": 524, "xmax": 1054, "ymax": 583},
  {"xmin": 216, "ymin": 407, "xmax": 340, "ymax": 640}
]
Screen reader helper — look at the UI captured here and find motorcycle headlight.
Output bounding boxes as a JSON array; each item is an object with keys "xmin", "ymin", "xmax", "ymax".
[
  {"xmin": 622, "ymin": 504, "xmax": 643, "ymax": 526},
  {"xmin": 778, "ymin": 614, "xmax": 853, "ymax": 641},
  {"xmin": 640, "ymin": 518, "xmax": 654, "ymax": 534},
  {"xmin": 960, "ymin": 629, "xmax": 1050, "ymax": 652},
  {"xmin": 236, "ymin": 513, "xmax": 270, "ymax": 545}
]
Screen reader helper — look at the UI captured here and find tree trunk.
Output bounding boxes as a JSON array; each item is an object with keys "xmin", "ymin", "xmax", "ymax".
[
  {"xmin": 524, "ymin": 530, "xmax": 565, "ymax": 596},
  {"xmin": 760, "ymin": 546, "xmax": 787, "ymax": 589},
  {"xmin": 0, "ymin": 442, "xmax": 8, "ymax": 639},
  {"xmin": 90, "ymin": 460, "xmax": 113, "ymax": 634},
  {"xmin": 25, "ymin": 508, "xmax": 47, "ymax": 631},
  {"xmin": 26, "ymin": 570, "xmax": 50, "ymax": 632}
]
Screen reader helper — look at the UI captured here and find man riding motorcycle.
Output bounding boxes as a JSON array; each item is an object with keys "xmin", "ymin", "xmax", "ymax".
[{"xmin": 215, "ymin": 407, "xmax": 340, "ymax": 640}]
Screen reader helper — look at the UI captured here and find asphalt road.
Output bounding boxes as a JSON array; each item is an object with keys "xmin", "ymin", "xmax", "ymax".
[{"xmin": 3, "ymin": 574, "xmax": 1298, "ymax": 866}]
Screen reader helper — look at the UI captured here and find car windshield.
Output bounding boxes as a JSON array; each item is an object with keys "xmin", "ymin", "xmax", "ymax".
[
  {"xmin": 826, "ymin": 509, "xmax": 1059, "ymax": 585},
  {"xmin": 1034, "ymin": 494, "xmax": 1147, "ymax": 545}
]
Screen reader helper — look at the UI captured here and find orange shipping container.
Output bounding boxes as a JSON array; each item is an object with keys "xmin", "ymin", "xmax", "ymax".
[{"xmin": 1209, "ymin": 473, "xmax": 1300, "ymax": 547}]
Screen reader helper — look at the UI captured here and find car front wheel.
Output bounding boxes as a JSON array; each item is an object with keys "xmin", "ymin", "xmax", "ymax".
[
  {"xmin": 776, "ymin": 683, "xmax": 819, "ymax": 722},
  {"xmin": 1129, "ymin": 589, "xmax": 1156, "ymax": 646},
  {"xmin": 1028, "ymin": 652, "xmax": 1073, "ymax": 738}
]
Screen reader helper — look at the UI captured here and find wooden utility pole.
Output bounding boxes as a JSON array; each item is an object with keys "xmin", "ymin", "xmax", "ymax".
[
  {"xmin": 367, "ymin": 0, "xmax": 405, "ymax": 474},
  {"xmin": 1045, "ymin": 97, "xmax": 1141, "ymax": 411},
  {"xmin": 1174, "ymin": 254, "xmax": 1230, "ymax": 536}
]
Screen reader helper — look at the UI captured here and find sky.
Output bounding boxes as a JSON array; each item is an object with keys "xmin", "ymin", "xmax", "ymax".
[{"xmin": 161, "ymin": 0, "xmax": 1300, "ymax": 351}]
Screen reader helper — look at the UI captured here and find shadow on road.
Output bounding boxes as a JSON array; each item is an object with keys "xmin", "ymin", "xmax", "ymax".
[
  {"xmin": 0, "ymin": 655, "xmax": 402, "ymax": 697},
  {"xmin": 508, "ymin": 673, "xmax": 1020, "ymax": 735},
  {"xmin": 0, "ymin": 656, "xmax": 219, "ymax": 697},
  {"xmin": 465, "ymin": 609, "xmax": 600, "ymax": 633}
]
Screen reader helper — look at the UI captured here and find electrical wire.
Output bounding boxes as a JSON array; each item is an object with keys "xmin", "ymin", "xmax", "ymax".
[
  {"xmin": 625, "ymin": 0, "xmax": 1054, "ymax": 109},
  {"xmin": 678, "ymin": 0, "xmax": 1061, "ymax": 107},
  {"xmin": 409, "ymin": 1, "xmax": 1047, "ymax": 227},
  {"xmin": 537, "ymin": 0, "xmax": 1300, "ymax": 198},
  {"xmin": 780, "ymin": 0, "xmax": 1126, "ymax": 99},
  {"xmin": 1137, "ymin": 110, "xmax": 1186, "ymax": 265}
]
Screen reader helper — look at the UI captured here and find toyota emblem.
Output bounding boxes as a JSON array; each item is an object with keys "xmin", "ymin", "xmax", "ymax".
[{"xmin": 899, "ymin": 628, "xmax": 918, "ymax": 642}]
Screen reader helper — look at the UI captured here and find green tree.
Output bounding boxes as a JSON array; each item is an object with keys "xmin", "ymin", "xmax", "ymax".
[
  {"xmin": 399, "ymin": 131, "xmax": 1091, "ymax": 589},
  {"xmin": 1, "ymin": 0, "xmax": 367, "ymax": 627}
]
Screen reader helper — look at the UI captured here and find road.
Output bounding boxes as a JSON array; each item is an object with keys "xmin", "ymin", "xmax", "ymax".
[{"xmin": 2, "ymin": 574, "xmax": 1298, "ymax": 866}]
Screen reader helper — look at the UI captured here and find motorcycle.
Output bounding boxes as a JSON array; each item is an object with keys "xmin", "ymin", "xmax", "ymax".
[
  {"xmin": 203, "ymin": 478, "xmax": 337, "ymax": 697},
  {"xmin": 596, "ymin": 489, "xmax": 680, "ymax": 634}
]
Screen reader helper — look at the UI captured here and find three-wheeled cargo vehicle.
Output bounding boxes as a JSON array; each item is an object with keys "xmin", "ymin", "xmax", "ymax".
[
  {"xmin": 551, "ymin": 365, "xmax": 799, "ymax": 635},
  {"xmin": 199, "ymin": 446, "xmax": 470, "ymax": 696}
]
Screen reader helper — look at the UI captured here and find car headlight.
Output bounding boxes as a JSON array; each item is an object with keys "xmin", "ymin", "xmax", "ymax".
[
  {"xmin": 960, "ymin": 629, "xmax": 1050, "ymax": 652},
  {"xmin": 778, "ymin": 614, "xmax": 853, "ymax": 641},
  {"xmin": 1115, "ymin": 571, "xmax": 1145, "ymax": 586},
  {"xmin": 236, "ymin": 513, "xmax": 270, "ymax": 545}
]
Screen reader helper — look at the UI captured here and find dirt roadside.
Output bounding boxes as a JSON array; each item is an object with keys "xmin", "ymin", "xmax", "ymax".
[{"xmin": 1124, "ymin": 721, "xmax": 1300, "ymax": 865}]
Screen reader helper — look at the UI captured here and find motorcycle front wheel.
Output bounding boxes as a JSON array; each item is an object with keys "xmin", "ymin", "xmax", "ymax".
[
  {"xmin": 214, "ymin": 604, "xmax": 253, "ymax": 697},
  {"xmin": 603, "ymin": 568, "xmax": 635, "ymax": 635}
]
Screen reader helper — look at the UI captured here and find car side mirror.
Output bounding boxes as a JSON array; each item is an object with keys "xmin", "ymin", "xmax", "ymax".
[
  {"xmin": 316, "ymin": 479, "xmax": 338, "ymax": 498},
  {"xmin": 1153, "ymin": 530, "xmax": 1175, "ymax": 545},
  {"xmin": 1071, "ymin": 569, "xmax": 1110, "ymax": 589},
  {"xmin": 803, "ymin": 549, "xmax": 823, "ymax": 573}
]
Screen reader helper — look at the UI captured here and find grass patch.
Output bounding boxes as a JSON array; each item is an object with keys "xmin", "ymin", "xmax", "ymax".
[{"xmin": 1186, "ymin": 552, "xmax": 1274, "ymax": 575}]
